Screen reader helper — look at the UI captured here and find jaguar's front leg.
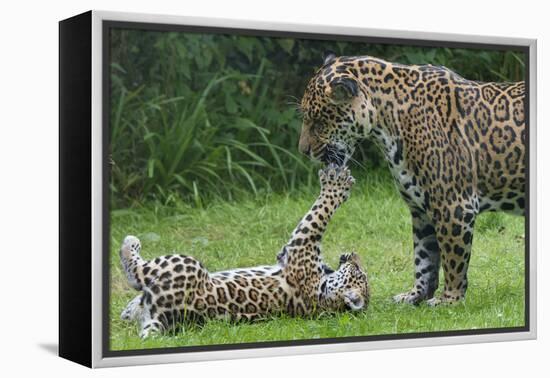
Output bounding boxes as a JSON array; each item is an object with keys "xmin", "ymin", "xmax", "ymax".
[{"xmin": 394, "ymin": 209, "xmax": 440, "ymax": 305}]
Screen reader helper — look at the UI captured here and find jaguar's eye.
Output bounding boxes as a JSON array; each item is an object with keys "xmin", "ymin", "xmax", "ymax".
[{"xmin": 312, "ymin": 120, "xmax": 325, "ymax": 133}]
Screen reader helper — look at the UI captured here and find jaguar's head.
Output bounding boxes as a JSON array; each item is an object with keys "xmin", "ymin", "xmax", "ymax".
[
  {"xmin": 320, "ymin": 252, "xmax": 370, "ymax": 312},
  {"xmin": 298, "ymin": 53, "xmax": 374, "ymax": 166}
]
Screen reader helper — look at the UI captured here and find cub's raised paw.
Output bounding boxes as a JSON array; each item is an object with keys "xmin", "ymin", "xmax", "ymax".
[{"xmin": 319, "ymin": 164, "xmax": 355, "ymax": 202}]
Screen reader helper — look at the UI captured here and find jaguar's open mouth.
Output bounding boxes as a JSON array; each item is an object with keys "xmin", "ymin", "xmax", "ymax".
[{"xmin": 320, "ymin": 146, "xmax": 347, "ymax": 167}]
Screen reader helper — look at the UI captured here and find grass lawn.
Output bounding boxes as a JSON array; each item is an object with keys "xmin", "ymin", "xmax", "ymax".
[{"xmin": 108, "ymin": 170, "xmax": 525, "ymax": 351}]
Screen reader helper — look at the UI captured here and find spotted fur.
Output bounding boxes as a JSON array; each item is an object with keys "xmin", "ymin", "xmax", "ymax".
[
  {"xmin": 120, "ymin": 165, "xmax": 369, "ymax": 338},
  {"xmin": 298, "ymin": 54, "xmax": 525, "ymax": 305}
]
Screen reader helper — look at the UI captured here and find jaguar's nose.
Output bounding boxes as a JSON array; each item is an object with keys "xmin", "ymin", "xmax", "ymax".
[{"xmin": 298, "ymin": 133, "xmax": 311, "ymax": 156}]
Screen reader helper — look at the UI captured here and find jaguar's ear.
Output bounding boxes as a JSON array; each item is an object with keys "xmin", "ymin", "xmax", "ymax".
[
  {"xmin": 344, "ymin": 290, "xmax": 365, "ymax": 311},
  {"xmin": 323, "ymin": 50, "xmax": 337, "ymax": 65},
  {"xmin": 348, "ymin": 252, "xmax": 362, "ymax": 266},
  {"xmin": 339, "ymin": 252, "xmax": 361, "ymax": 267},
  {"xmin": 327, "ymin": 77, "xmax": 359, "ymax": 104}
]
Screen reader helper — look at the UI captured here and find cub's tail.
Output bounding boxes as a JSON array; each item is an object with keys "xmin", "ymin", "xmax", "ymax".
[{"xmin": 120, "ymin": 235, "xmax": 146, "ymax": 290}]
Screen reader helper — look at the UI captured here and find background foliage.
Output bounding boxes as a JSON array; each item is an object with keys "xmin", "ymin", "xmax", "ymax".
[{"xmin": 110, "ymin": 29, "xmax": 525, "ymax": 207}]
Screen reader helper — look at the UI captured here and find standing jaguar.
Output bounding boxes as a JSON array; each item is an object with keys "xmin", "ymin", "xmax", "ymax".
[
  {"xmin": 298, "ymin": 54, "xmax": 525, "ymax": 305},
  {"xmin": 120, "ymin": 165, "xmax": 369, "ymax": 338}
]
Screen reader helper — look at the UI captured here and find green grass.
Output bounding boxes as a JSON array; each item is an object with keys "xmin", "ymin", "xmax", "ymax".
[{"xmin": 108, "ymin": 170, "xmax": 525, "ymax": 351}]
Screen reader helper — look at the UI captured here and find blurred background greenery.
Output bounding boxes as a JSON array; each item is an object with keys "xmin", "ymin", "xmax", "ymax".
[{"xmin": 109, "ymin": 28, "xmax": 525, "ymax": 208}]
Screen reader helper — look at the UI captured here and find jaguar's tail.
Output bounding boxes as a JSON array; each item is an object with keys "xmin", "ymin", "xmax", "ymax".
[{"xmin": 120, "ymin": 235, "xmax": 146, "ymax": 290}]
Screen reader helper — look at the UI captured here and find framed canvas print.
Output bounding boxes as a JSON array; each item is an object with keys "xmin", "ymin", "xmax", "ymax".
[{"xmin": 59, "ymin": 10, "xmax": 537, "ymax": 368}]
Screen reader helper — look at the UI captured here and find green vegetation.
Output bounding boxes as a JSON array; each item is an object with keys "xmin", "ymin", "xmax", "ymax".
[{"xmin": 109, "ymin": 171, "xmax": 525, "ymax": 351}]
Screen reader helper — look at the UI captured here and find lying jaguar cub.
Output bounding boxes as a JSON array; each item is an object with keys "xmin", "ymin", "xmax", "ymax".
[{"xmin": 119, "ymin": 165, "xmax": 369, "ymax": 338}]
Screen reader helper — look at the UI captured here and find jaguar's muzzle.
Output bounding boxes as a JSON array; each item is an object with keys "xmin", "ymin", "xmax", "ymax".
[{"xmin": 320, "ymin": 145, "xmax": 347, "ymax": 167}]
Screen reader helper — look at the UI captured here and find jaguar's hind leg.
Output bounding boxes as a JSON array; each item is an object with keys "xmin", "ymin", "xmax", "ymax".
[
  {"xmin": 121, "ymin": 294, "xmax": 143, "ymax": 321},
  {"xmin": 427, "ymin": 206, "xmax": 476, "ymax": 306},
  {"xmin": 138, "ymin": 306, "xmax": 164, "ymax": 339}
]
